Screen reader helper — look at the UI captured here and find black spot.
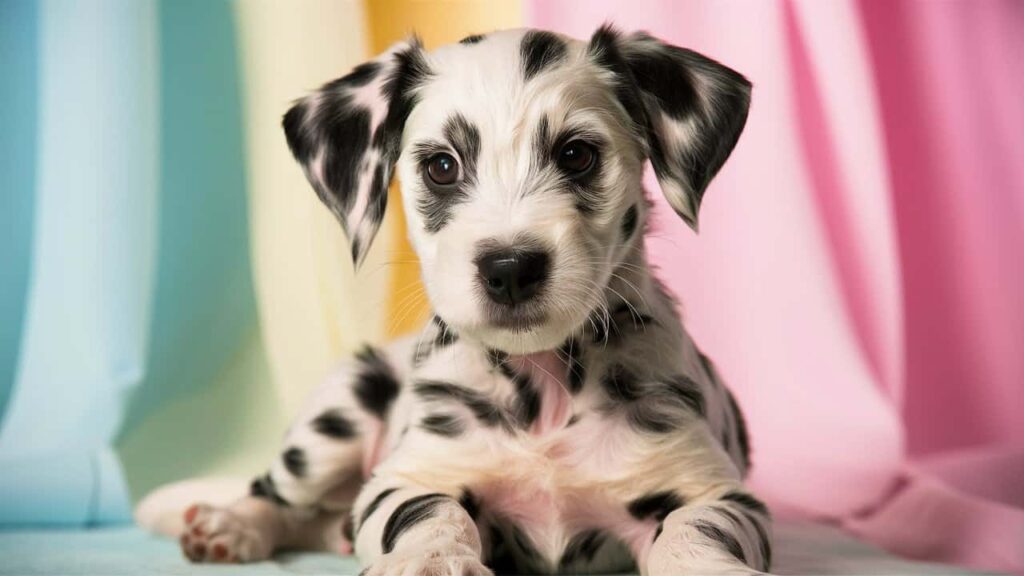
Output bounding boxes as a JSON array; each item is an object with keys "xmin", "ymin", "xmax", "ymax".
[
  {"xmin": 382, "ymin": 493, "xmax": 450, "ymax": 553},
  {"xmin": 567, "ymin": 414, "xmax": 581, "ymax": 426},
  {"xmin": 459, "ymin": 489, "xmax": 480, "ymax": 520},
  {"xmin": 420, "ymin": 413, "xmax": 464, "ymax": 437},
  {"xmin": 460, "ymin": 34, "xmax": 486, "ymax": 45},
  {"xmin": 721, "ymin": 491, "xmax": 769, "ymax": 518},
  {"xmin": 487, "ymin": 524, "xmax": 518, "ymax": 573},
  {"xmin": 621, "ymin": 39, "xmax": 700, "ymax": 121},
  {"xmin": 654, "ymin": 522, "xmax": 664, "ymax": 542},
  {"xmin": 724, "ymin": 491, "xmax": 770, "ymax": 565},
  {"xmin": 282, "ymin": 447, "xmax": 306, "ymax": 477},
  {"xmin": 603, "ymin": 364, "xmax": 643, "ymax": 402},
  {"xmin": 486, "ymin": 348, "xmax": 516, "ymax": 379},
  {"xmin": 344, "ymin": 61, "xmax": 382, "ymax": 87},
  {"xmin": 720, "ymin": 505, "xmax": 771, "ymax": 570},
  {"xmin": 283, "ymin": 99, "xmax": 370, "ymax": 222},
  {"xmin": 533, "ymin": 115, "xmax": 551, "ymax": 167},
  {"xmin": 433, "ymin": 316, "xmax": 458, "ymax": 347},
  {"xmin": 414, "ymin": 380, "xmax": 509, "ymax": 429},
  {"xmin": 666, "ymin": 374, "xmax": 705, "ymax": 416},
  {"xmin": 375, "ymin": 39, "xmax": 433, "ymax": 161},
  {"xmin": 746, "ymin": 512, "xmax": 772, "ymax": 570},
  {"xmin": 512, "ymin": 373, "xmax": 540, "ymax": 429},
  {"xmin": 628, "ymin": 491, "xmax": 683, "ymax": 521},
  {"xmin": 349, "ymin": 235, "xmax": 363, "ymax": 263},
  {"xmin": 365, "ymin": 164, "xmax": 389, "ymax": 226},
  {"xmin": 444, "ymin": 114, "xmax": 481, "ymax": 183},
  {"xmin": 510, "ymin": 524, "xmax": 541, "ymax": 558},
  {"xmin": 358, "ymin": 487, "xmax": 399, "ymax": 529},
  {"xmin": 414, "ymin": 113, "xmax": 481, "ymax": 233},
  {"xmin": 619, "ymin": 30, "xmax": 752, "ymax": 211},
  {"xmin": 560, "ymin": 530, "xmax": 605, "ymax": 567},
  {"xmin": 627, "ymin": 404, "xmax": 679, "ymax": 434},
  {"xmin": 353, "ymin": 345, "xmax": 400, "ymax": 419},
  {"xmin": 727, "ymin": 390, "xmax": 752, "ymax": 471},
  {"xmin": 586, "ymin": 24, "xmax": 650, "ymax": 135},
  {"xmin": 521, "ymin": 30, "xmax": 568, "ymax": 80},
  {"xmin": 621, "ymin": 204, "xmax": 638, "ymax": 240},
  {"xmin": 312, "ymin": 408, "xmax": 357, "ymax": 439},
  {"xmin": 625, "ymin": 375, "xmax": 704, "ymax": 433},
  {"xmin": 249, "ymin": 474, "xmax": 289, "ymax": 506},
  {"xmin": 559, "ymin": 337, "xmax": 586, "ymax": 394},
  {"xmin": 412, "ymin": 315, "xmax": 459, "ymax": 367},
  {"xmin": 693, "ymin": 520, "xmax": 746, "ymax": 564}
]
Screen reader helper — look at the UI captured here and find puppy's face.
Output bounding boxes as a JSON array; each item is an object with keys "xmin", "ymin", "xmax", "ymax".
[
  {"xmin": 284, "ymin": 28, "xmax": 750, "ymax": 354},
  {"xmin": 398, "ymin": 32, "xmax": 646, "ymax": 352}
]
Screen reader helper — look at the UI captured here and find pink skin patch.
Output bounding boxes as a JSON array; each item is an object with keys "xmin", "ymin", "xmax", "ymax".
[
  {"xmin": 361, "ymin": 419, "xmax": 389, "ymax": 478},
  {"xmin": 184, "ymin": 504, "xmax": 199, "ymax": 524},
  {"xmin": 507, "ymin": 351, "xmax": 574, "ymax": 436}
]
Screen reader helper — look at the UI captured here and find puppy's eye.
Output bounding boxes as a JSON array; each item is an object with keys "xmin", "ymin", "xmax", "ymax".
[
  {"xmin": 426, "ymin": 153, "xmax": 460, "ymax": 186},
  {"xmin": 557, "ymin": 140, "xmax": 596, "ymax": 175}
]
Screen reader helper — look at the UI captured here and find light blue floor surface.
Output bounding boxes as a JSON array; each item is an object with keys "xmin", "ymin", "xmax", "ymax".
[{"xmin": 0, "ymin": 521, "xmax": 992, "ymax": 576}]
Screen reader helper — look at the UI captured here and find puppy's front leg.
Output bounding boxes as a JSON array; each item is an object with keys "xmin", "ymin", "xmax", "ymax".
[
  {"xmin": 645, "ymin": 488, "xmax": 772, "ymax": 576},
  {"xmin": 353, "ymin": 477, "xmax": 492, "ymax": 576}
]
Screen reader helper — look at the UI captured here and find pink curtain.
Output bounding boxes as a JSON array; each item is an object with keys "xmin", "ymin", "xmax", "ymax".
[{"xmin": 529, "ymin": 1, "xmax": 1024, "ymax": 573}]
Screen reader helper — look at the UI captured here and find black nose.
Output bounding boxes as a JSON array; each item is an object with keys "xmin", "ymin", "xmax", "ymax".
[{"xmin": 476, "ymin": 248, "xmax": 550, "ymax": 306}]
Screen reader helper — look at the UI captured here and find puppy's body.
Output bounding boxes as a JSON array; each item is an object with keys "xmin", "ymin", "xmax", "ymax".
[{"xmin": 167, "ymin": 28, "xmax": 769, "ymax": 575}]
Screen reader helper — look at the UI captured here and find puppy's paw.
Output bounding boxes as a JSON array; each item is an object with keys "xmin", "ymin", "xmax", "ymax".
[
  {"xmin": 647, "ymin": 534, "xmax": 764, "ymax": 576},
  {"xmin": 361, "ymin": 541, "xmax": 493, "ymax": 576},
  {"xmin": 179, "ymin": 503, "xmax": 271, "ymax": 564}
]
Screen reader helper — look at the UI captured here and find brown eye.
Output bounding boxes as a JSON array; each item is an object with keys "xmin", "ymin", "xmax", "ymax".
[
  {"xmin": 557, "ymin": 140, "xmax": 596, "ymax": 175},
  {"xmin": 426, "ymin": 153, "xmax": 459, "ymax": 186}
]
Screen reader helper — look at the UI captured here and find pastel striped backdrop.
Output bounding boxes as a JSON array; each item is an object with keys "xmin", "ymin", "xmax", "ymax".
[
  {"xmin": 0, "ymin": 0, "xmax": 524, "ymax": 527},
  {"xmin": 1, "ymin": 1, "xmax": 1021, "ymax": 573}
]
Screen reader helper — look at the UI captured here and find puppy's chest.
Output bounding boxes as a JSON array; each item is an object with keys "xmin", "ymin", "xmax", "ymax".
[{"xmin": 470, "ymin": 423, "xmax": 638, "ymax": 572}]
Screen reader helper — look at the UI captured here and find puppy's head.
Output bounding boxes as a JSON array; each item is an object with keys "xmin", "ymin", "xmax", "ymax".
[{"xmin": 284, "ymin": 27, "xmax": 750, "ymax": 354}]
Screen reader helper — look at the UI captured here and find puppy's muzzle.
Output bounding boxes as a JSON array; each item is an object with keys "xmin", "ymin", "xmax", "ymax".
[{"xmin": 475, "ymin": 246, "xmax": 550, "ymax": 306}]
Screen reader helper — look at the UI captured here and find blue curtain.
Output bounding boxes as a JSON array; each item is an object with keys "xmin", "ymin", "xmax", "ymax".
[
  {"xmin": 0, "ymin": 0, "xmax": 256, "ymax": 526},
  {"xmin": 0, "ymin": 1, "xmax": 38, "ymax": 426}
]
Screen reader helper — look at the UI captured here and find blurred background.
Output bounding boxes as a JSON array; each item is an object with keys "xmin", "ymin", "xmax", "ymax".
[{"xmin": 0, "ymin": 0, "xmax": 1021, "ymax": 574}]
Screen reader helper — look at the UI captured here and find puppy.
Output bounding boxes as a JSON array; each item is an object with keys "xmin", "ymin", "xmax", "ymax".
[{"xmin": 175, "ymin": 26, "xmax": 766, "ymax": 575}]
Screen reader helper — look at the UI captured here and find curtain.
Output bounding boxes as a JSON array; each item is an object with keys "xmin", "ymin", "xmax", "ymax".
[
  {"xmin": 1, "ymin": 0, "xmax": 1020, "ymax": 573},
  {"xmin": 0, "ymin": 0, "xmax": 158, "ymax": 525},
  {"xmin": 529, "ymin": 0, "xmax": 1024, "ymax": 572},
  {"xmin": 0, "ymin": 0, "xmax": 520, "ymax": 526}
]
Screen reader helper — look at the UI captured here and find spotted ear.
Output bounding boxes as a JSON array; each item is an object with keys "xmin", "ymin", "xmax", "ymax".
[
  {"xmin": 283, "ymin": 39, "xmax": 431, "ymax": 266},
  {"xmin": 589, "ymin": 26, "xmax": 751, "ymax": 230}
]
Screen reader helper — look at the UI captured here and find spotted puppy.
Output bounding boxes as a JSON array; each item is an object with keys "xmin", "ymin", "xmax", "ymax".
[{"xmin": 178, "ymin": 26, "xmax": 767, "ymax": 575}]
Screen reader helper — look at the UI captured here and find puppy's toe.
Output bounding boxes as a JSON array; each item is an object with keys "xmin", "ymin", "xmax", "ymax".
[
  {"xmin": 178, "ymin": 503, "xmax": 269, "ymax": 564},
  {"xmin": 362, "ymin": 541, "xmax": 492, "ymax": 576}
]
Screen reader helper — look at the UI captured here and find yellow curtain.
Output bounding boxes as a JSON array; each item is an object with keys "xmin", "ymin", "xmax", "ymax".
[
  {"xmin": 236, "ymin": 0, "xmax": 391, "ymax": 418},
  {"xmin": 231, "ymin": 0, "xmax": 523, "ymax": 442}
]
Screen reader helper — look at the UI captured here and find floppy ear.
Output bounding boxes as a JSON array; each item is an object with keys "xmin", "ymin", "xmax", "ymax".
[
  {"xmin": 589, "ymin": 26, "xmax": 751, "ymax": 230},
  {"xmin": 283, "ymin": 39, "xmax": 431, "ymax": 266}
]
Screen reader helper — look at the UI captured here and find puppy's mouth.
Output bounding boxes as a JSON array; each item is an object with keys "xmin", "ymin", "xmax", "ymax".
[{"xmin": 488, "ymin": 308, "xmax": 546, "ymax": 332}]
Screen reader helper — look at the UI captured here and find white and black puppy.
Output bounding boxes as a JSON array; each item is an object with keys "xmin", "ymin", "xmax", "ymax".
[{"xmin": 174, "ymin": 26, "xmax": 766, "ymax": 575}]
